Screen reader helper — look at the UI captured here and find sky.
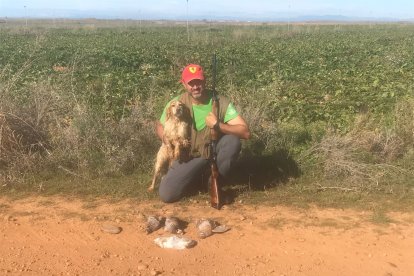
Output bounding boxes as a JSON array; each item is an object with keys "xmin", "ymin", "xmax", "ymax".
[{"xmin": 1, "ymin": 0, "xmax": 413, "ymax": 21}]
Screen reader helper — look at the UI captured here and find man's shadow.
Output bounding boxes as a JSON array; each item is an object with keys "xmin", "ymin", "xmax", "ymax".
[
  {"xmin": 222, "ymin": 148, "xmax": 301, "ymax": 202},
  {"xmin": 186, "ymin": 148, "xmax": 300, "ymax": 204}
]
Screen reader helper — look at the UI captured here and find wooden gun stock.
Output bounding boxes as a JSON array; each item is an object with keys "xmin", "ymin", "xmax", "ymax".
[
  {"xmin": 209, "ymin": 52, "xmax": 221, "ymax": 210},
  {"xmin": 210, "ymin": 159, "xmax": 220, "ymax": 209}
]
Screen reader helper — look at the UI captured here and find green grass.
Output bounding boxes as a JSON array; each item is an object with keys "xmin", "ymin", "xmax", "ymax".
[
  {"xmin": 0, "ymin": 172, "xmax": 156, "ymax": 201},
  {"xmin": 1, "ymin": 173, "xmax": 413, "ymax": 214}
]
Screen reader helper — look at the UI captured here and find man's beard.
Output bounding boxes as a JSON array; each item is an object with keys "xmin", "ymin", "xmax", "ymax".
[{"xmin": 189, "ymin": 89, "xmax": 203, "ymax": 99}]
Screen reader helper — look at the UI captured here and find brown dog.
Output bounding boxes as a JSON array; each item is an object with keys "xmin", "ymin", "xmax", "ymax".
[{"xmin": 148, "ymin": 100, "xmax": 192, "ymax": 191}]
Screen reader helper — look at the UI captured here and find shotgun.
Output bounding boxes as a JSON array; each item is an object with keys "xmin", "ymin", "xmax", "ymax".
[{"xmin": 209, "ymin": 53, "xmax": 221, "ymax": 210}]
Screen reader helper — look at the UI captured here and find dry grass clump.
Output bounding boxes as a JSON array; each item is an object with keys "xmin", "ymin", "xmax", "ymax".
[
  {"xmin": 0, "ymin": 113, "xmax": 33, "ymax": 158},
  {"xmin": 348, "ymin": 114, "xmax": 405, "ymax": 162},
  {"xmin": 395, "ymin": 97, "xmax": 414, "ymax": 147},
  {"xmin": 0, "ymin": 113, "xmax": 41, "ymax": 184},
  {"xmin": 301, "ymin": 110, "xmax": 414, "ymax": 192},
  {"xmin": 0, "ymin": 76, "xmax": 159, "ymax": 184},
  {"xmin": 41, "ymin": 94, "xmax": 159, "ymax": 177},
  {"xmin": 0, "ymin": 112, "xmax": 49, "ymax": 155},
  {"xmin": 0, "ymin": 80, "xmax": 69, "ymax": 183}
]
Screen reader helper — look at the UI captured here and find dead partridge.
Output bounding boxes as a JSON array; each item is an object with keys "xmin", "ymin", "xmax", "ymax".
[
  {"xmin": 196, "ymin": 219, "xmax": 217, "ymax": 239},
  {"xmin": 196, "ymin": 218, "xmax": 231, "ymax": 239},
  {"xmin": 146, "ymin": 215, "xmax": 164, "ymax": 234},
  {"xmin": 164, "ymin": 217, "xmax": 183, "ymax": 234}
]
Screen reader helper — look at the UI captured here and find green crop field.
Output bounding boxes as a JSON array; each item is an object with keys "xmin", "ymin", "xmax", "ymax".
[{"xmin": 0, "ymin": 20, "xmax": 413, "ymax": 210}]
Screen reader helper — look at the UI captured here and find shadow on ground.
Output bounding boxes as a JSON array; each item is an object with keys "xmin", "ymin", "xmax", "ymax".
[
  {"xmin": 229, "ymin": 149, "xmax": 301, "ymax": 191},
  {"xmin": 183, "ymin": 149, "xmax": 300, "ymax": 204}
]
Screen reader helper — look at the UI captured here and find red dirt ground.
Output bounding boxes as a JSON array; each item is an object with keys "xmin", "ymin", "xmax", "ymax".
[{"xmin": 1, "ymin": 196, "xmax": 413, "ymax": 275}]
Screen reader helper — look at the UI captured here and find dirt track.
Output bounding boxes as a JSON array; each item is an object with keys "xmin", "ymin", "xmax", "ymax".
[{"xmin": 1, "ymin": 196, "xmax": 413, "ymax": 275}]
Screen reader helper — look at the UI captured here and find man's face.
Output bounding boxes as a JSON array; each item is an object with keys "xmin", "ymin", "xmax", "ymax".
[{"xmin": 183, "ymin": 79, "xmax": 205, "ymax": 100}]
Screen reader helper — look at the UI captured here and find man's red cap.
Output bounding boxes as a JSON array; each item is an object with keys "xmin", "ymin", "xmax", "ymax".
[{"xmin": 181, "ymin": 64, "xmax": 204, "ymax": 84}]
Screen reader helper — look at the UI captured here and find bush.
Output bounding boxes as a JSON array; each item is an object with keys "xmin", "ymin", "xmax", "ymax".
[{"xmin": 299, "ymin": 105, "xmax": 414, "ymax": 192}]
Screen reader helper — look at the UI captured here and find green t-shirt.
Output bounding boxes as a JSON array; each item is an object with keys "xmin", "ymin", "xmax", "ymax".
[{"xmin": 160, "ymin": 96, "xmax": 239, "ymax": 131}]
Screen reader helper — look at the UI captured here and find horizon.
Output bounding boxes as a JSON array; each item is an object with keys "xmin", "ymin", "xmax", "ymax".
[{"xmin": 1, "ymin": 1, "xmax": 413, "ymax": 22}]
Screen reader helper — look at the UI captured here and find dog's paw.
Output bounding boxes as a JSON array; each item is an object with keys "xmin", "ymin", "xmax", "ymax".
[
  {"xmin": 147, "ymin": 186, "xmax": 155, "ymax": 192},
  {"xmin": 179, "ymin": 151, "xmax": 192, "ymax": 163},
  {"xmin": 182, "ymin": 139, "xmax": 191, "ymax": 147}
]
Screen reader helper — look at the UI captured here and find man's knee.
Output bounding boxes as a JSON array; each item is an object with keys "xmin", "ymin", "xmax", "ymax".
[
  {"xmin": 159, "ymin": 191, "xmax": 180, "ymax": 203},
  {"xmin": 217, "ymin": 135, "xmax": 241, "ymax": 176},
  {"xmin": 219, "ymin": 135, "xmax": 241, "ymax": 153},
  {"xmin": 159, "ymin": 181, "xmax": 182, "ymax": 203}
]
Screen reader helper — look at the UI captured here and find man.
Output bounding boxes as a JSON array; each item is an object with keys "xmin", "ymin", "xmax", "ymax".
[{"xmin": 156, "ymin": 64, "xmax": 250, "ymax": 203}]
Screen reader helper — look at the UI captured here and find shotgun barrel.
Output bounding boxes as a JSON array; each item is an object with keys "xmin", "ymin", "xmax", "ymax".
[{"xmin": 209, "ymin": 53, "xmax": 221, "ymax": 209}]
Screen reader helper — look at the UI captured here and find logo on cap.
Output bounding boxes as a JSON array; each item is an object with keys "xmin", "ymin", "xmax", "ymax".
[
  {"xmin": 189, "ymin": 67, "xmax": 197, "ymax": 74},
  {"xmin": 181, "ymin": 64, "xmax": 204, "ymax": 83}
]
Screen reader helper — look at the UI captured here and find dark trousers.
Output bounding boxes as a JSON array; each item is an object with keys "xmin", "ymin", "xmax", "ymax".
[{"xmin": 159, "ymin": 134, "xmax": 241, "ymax": 203}]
